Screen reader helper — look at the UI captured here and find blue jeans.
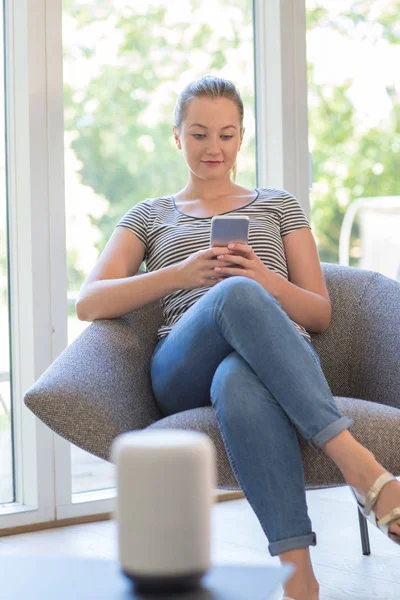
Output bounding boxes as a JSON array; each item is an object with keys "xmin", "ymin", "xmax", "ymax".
[{"xmin": 150, "ymin": 277, "xmax": 352, "ymax": 556}]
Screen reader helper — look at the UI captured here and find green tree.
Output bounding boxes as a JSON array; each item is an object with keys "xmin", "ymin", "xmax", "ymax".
[
  {"xmin": 64, "ymin": 1, "xmax": 400, "ymax": 276},
  {"xmin": 307, "ymin": 2, "xmax": 400, "ymax": 264}
]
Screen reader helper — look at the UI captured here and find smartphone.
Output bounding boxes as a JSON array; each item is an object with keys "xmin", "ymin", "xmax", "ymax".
[{"xmin": 210, "ymin": 215, "xmax": 250, "ymax": 247}]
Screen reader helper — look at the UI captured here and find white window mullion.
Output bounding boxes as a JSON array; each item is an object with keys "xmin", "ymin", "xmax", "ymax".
[
  {"xmin": 254, "ymin": 0, "xmax": 310, "ymax": 217},
  {"xmin": 44, "ymin": 0, "xmax": 73, "ymax": 518},
  {"xmin": 46, "ymin": 0, "xmax": 116, "ymax": 520},
  {"xmin": 0, "ymin": 0, "xmax": 56, "ymax": 528}
]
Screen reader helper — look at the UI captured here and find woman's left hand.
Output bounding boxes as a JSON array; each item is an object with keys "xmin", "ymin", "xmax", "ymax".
[{"xmin": 214, "ymin": 243, "xmax": 280, "ymax": 295}]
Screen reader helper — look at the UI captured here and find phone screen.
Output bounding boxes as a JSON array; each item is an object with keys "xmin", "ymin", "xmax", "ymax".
[{"xmin": 210, "ymin": 216, "xmax": 250, "ymax": 247}]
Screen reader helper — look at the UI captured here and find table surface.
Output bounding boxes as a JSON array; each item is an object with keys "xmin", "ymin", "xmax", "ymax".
[{"xmin": 1, "ymin": 555, "xmax": 293, "ymax": 600}]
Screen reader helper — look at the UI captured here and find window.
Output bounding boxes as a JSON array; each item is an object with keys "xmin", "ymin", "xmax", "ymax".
[
  {"xmin": 63, "ymin": 0, "xmax": 256, "ymax": 491},
  {"xmin": 63, "ymin": 0, "xmax": 256, "ymax": 495},
  {"xmin": 307, "ymin": 0, "xmax": 400, "ymax": 280},
  {"xmin": 1, "ymin": 0, "xmax": 307, "ymax": 530}
]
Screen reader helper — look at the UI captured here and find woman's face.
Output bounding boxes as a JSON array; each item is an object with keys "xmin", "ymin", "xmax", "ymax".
[{"xmin": 173, "ymin": 96, "xmax": 244, "ymax": 181}]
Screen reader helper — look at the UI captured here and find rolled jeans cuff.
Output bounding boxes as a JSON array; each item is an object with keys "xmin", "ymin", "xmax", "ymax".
[
  {"xmin": 310, "ymin": 416, "xmax": 353, "ymax": 451},
  {"xmin": 268, "ymin": 532, "xmax": 317, "ymax": 557}
]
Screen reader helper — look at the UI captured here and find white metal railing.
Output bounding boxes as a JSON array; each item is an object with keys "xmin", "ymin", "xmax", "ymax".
[{"xmin": 339, "ymin": 196, "xmax": 400, "ymax": 282}]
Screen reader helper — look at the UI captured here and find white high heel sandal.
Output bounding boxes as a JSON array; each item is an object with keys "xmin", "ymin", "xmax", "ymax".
[{"xmin": 350, "ymin": 471, "xmax": 400, "ymax": 545}]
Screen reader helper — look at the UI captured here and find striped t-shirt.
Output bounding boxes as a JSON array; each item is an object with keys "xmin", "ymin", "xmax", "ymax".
[{"xmin": 117, "ymin": 187, "xmax": 311, "ymax": 341}]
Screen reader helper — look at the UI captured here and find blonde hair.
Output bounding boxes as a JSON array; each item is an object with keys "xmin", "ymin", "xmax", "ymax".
[{"xmin": 174, "ymin": 75, "xmax": 244, "ymax": 181}]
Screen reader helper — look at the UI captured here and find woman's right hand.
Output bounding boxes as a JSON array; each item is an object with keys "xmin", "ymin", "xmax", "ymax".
[{"xmin": 174, "ymin": 247, "xmax": 234, "ymax": 290}]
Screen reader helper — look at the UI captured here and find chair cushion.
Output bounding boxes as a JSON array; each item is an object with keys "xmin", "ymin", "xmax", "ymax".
[{"xmin": 147, "ymin": 396, "xmax": 400, "ymax": 490}]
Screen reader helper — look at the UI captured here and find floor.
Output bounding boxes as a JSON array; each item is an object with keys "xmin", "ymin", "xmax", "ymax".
[{"xmin": 0, "ymin": 486, "xmax": 399, "ymax": 599}]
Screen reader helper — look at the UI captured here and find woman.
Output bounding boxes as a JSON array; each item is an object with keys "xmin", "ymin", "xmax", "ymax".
[{"xmin": 76, "ymin": 75, "xmax": 400, "ymax": 600}]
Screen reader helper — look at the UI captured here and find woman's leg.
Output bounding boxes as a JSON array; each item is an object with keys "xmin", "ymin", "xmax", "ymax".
[
  {"xmin": 152, "ymin": 314, "xmax": 322, "ymax": 597},
  {"xmin": 151, "ymin": 278, "xmax": 349, "ymax": 544},
  {"xmin": 210, "ymin": 351, "xmax": 316, "ymax": 556},
  {"xmin": 151, "ymin": 274, "xmax": 400, "ymax": 599},
  {"xmin": 153, "ymin": 276, "xmax": 351, "ymax": 447},
  {"xmin": 210, "ymin": 351, "xmax": 319, "ymax": 600},
  {"xmin": 153, "ymin": 322, "xmax": 322, "ymax": 597}
]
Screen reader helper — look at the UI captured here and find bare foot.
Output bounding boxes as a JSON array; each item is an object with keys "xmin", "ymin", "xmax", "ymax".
[
  {"xmin": 283, "ymin": 580, "xmax": 319, "ymax": 600},
  {"xmin": 279, "ymin": 548, "xmax": 319, "ymax": 600}
]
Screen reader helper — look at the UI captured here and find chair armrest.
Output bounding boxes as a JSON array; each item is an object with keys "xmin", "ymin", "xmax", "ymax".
[
  {"xmin": 24, "ymin": 301, "xmax": 164, "ymax": 461},
  {"xmin": 350, "ymin": 270, "xmax": 400, "ymax": 409}
]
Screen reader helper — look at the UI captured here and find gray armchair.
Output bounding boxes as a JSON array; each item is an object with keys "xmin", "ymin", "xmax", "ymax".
[{"xmin": 25, "ymin": 264, "xmax": 400, "ymax": 555}]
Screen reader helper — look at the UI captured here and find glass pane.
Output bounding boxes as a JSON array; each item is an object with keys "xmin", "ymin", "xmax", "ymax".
[
  {"xmin": 0, "ymin": 0, "xmax": 14, "ymax": 504},
  {"xmin": 63, "ymin": 0, "xmax": 256, "ymax": 494},
  {"xmin": 306, "ymin": 0, "xmax": 400, "ymax": 281}
]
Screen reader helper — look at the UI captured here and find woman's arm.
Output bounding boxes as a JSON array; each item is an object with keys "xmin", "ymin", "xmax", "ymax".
[
  {"xmin": 274, "ymin": 227, "xmax": 331, "ymax": 334},
  {"xmin": 76, "ymin": 227, "xmax": 180, "ymax": 321}
]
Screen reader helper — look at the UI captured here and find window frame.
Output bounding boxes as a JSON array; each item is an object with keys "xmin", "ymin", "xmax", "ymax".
[
  {"xmin": 254, "ymin": 0, "xmax": 310, "ymax": 218},
  {"xmin": 0, "ymin": 0, "xmax": 57, "ymax": 528}
]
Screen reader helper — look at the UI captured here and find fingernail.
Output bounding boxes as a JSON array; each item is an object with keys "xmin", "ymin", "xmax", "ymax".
[{"xmin": 228, "ymin": 244, "xmax": 235, "ymax": 249}]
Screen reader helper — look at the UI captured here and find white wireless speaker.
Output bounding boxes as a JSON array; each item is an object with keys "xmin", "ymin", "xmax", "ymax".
[{"xmin": 111, "ymin": 429, "xmax": 217, "ymax": 594}]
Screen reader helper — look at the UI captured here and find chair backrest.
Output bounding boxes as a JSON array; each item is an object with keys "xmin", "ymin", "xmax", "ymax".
[{"xmin": 312, "ymin": 264, "xmax": 400, "ymax": 407}]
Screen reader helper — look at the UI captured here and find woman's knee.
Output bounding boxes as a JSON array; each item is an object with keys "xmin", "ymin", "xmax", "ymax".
[{"xmin": 213, "ymin": 276, "xmax": 279, "ymax": 314}]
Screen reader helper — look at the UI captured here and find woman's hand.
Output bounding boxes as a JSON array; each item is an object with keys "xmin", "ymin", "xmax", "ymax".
[
  {"xmin": 175, "ymin": 247, "xmax": 233, "ymax": 290},
  {"xmin": 214, "ymin": 243, "xmax": 280, "ymax": 296}
]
